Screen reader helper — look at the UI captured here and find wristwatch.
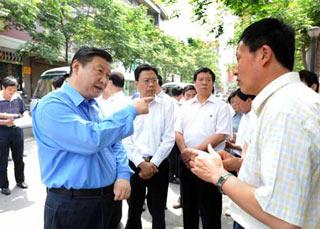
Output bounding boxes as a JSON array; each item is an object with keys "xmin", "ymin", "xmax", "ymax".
[{"xmin": 215, "ymin": 172, "xmax": 233, "ymax": 194}]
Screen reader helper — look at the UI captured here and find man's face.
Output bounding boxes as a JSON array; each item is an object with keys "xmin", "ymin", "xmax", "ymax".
[
  {"xmin": 3, "ymin": 85, "xmax": 17, "ymax": 101},
  {"xmin": 135, "ymin": 70, "xmax": 157, "ymax": 97},
  {"xmin": 234, "ymin": 95, "xmax": 251, "ymax": 113},
  {"xmin": 72, "ymin": 56, "xmax": 111, "ymax": 99},
  {"xmin": 194, "ymin": 72, "xmax": 213, "ymax": 97},
  {"xmin": 184, "ymin": 89, "xmax": 196, "ymax": 101},
  {"xmin": 236, "ymin": 42, "xmax": 260, "ymax": 95},
  {"xmin": 230, "ymin": 96, "xmax": 240, "ymax": 112}
]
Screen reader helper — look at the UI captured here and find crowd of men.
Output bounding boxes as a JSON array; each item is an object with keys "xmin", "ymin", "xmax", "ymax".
[{"xmin": 0, "ymin": 17, "xmax": 319, "ymax": 229}]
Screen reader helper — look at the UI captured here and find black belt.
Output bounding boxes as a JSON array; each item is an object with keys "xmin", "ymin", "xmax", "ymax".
[{"xmin": 47, "ymin": 185, "xmax": 114, "ymax": 197}]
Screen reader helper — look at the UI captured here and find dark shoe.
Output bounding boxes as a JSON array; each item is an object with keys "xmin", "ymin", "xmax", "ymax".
[
  {"xmin": 1, "ymin": 188, "xmax": 11, "ymax": 195},
  {"xmin": 16, "ymin": 182, "xmax": 28, "ymax": 189}
]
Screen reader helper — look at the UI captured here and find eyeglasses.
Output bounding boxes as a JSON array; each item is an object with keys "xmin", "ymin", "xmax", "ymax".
[{"xmin": 141, "ymin": 78, "xmax": 158, "ymax": 85}]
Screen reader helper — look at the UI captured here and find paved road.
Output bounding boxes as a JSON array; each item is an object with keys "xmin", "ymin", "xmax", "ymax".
[{"xmin": 0, "ymin": 139, "xmax": 234, "ymax": 229}]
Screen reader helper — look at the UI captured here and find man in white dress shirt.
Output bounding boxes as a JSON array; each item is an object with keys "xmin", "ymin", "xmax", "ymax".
[
  {"xmin": 96, "ymin": 71, "xmax": 131, "ymax": 229},
  {"xmin": 124, "ymin": 64, "xmax": 175, "ymax": 229},
  {"xmin": 97, "ymin": 71, "xmax": 130, "ymax": 117},
  {"xmin": 175, "ymin": 67, "xmax": 232, "ymax": 229},
  {"xmin": 190, "ymin": 18, "xmax": 320, "ymax": 229}
]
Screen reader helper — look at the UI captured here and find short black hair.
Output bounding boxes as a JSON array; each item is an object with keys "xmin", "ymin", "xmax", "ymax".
[
  {"xmin": 134, "ymin": 64, "xmax": 158, "ymax": 81},
  {"xmin": 299, "ymin": 70, "xmax": 319, "ymax": 92},
  {"xmin": 2, "ymin": 76, "xmax": 18, "ymax": 88},
  {"xmin": 227, "ymin": 89, "xmax": 238, "ymax": 103},
  {"xmin": 193, "ymin": 67, "xmax": 215, "ymax": 82},
  {"xmin": 70, "ymin": 47, "xmax": 112, "ymax": 75},
  {"xmin": 157, "ymin": 75, "xmax": 163, "ymax": 86},
  {"xmin": 183, "ymin": 85, "xmax": 196, "ymax": 95},
  {"xmin": 235, "ymin": 88, "xmax": 255, "ymax": 101},
  {"xmin": 171, "ymin": 86, "xmax": 183, "ymax": 97},
  {"xmin": 109, "ymin": 71, "xmax": 125, "ymax": 88},
  {"xmin": 52, "ymin": 76, "xmax": 67, "ymax": 89},
  {"xmin": 239, "ymin": 18, "xmax": 295, "ymax": 71}
]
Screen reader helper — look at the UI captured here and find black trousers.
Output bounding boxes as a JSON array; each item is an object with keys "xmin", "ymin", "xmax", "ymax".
[
  {"xmin": 45, "ymin": 186, "xmax": 116, "ymax": 229},
  {"xmin": 126, "ymin": 159, "xmax": 169, "ymax": 229},
  {"xmin": 0, "ymin": 126, "xmax": 25, "ymax": 188},
  {"xmin": 168, "ymin": 143, "xmax": 180, "ymax": 180},
  {"xmin": 180, "ymin": 162, "xmax": 222, "ymax": 229}
]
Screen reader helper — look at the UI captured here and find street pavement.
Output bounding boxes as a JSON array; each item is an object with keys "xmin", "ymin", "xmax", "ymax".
[{"xmin": 0, "ymin": 138, "xmax": 234, "ymax": 229}]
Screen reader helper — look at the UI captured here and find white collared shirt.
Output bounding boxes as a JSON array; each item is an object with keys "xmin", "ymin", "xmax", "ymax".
[
  {"xmin": 235, "ymin": 110, "xmax": 256, "ymax": 149},
  {"xmin": 123, "ymin": 95, "xmax": 175, "ymax": 167},
  {"xmin": 231, "ymin": 72, "xmax": 320, "ymax": 228},
  {"xmin": 175, "ymin": 94, "xmax": 232, "ymax": 151},
  {"xmin": 96, "ymin": 91, "xmax": 131, "ymax": 117}
]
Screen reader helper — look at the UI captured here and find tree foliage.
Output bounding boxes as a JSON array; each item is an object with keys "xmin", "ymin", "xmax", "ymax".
[
  {"xmin": 188, "ymin": 0, "xmax": 320, "ymax": 70},
  {"xmin": 1, "ymin": 0, "xmax": 220, "ymax": 84}
]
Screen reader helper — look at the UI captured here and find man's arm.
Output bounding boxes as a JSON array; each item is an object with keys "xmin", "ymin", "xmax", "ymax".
[
  {"xmin": 150, "ymin": 101, "xmax": 175, "ymax": 167},
  {"xmin": 112, "ymin": 142, "xmax": 133, "ymax": 200},
  {"xmin": 33, "ymin": 99, "xmax": 138, "ymax": 155},
  {"xmin": 190, "ymin": 149, "xmax": 300, "ymax": 229},
  {"xmin": 195, "ymin": 133, "xmax": 226, "ymax": 151},
  {"xmin": 175, "ymin": 131, "xmax": 187, "ymax": 153}
]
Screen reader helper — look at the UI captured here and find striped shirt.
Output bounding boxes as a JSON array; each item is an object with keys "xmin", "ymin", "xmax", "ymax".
[
  {"xmin": 231, "ymin": 72, "xmax": 320, "ymax": 228},
  {"xmin": 0, "ymin": 91, "xmax": 26, "ymax": 115}
]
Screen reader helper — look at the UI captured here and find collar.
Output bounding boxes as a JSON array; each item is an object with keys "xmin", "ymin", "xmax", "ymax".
[
  {"xmin": 252, "ymin": 72, "xmax": 300, "ymax": 115},
  {"xmin": 109, "ymin": 91, "xmax": 125, "ymax": 101},
  {"xmin": 190, "ymin": 94, "xmax": 215, "ymax": 104},
  {"xmin": 0, "ymin": 91, "xmax": 20, "ymax": 102},
  {"xmin": 60, "ymin": 82, "xmax": 95, "ymax": 107}
]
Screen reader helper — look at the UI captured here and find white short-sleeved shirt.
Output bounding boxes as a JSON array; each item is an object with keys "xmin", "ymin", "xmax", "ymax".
[
  {"xmin": 175, "ymin": 94, "xmax": 232, "ymax": 151},
  {"xmin": 230, "ymin": 72, "xmax": 320, "ymax": 228},
  {"xmin": 96, "ymin": 91, "xmax": 131, "ymax": 117}
]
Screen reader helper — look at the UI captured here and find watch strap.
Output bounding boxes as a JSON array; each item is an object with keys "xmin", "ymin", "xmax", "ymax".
[{"xmin": 215, "ymin": 172, "xmax": 233, "ymax": 194}]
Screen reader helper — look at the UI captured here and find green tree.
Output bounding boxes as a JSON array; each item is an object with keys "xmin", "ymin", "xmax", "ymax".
[{"xmin": 187, "ymin": 0, "xmax": 320, "ymax": 70}]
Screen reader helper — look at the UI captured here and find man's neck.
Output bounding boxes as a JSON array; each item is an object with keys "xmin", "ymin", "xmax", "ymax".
[{"xmin": 197, "ymin": 94, "xmax": 210, "ymax": 103}]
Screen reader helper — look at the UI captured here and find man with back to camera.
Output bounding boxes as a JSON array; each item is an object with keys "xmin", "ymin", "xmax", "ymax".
[
  {"xmin": 124, "ymin": 64, "xmax": 175, "ymax": 229},
  {"xmin": 0, "ymin": 76, "xmax": 28, "ymax": 195},
  {"xmin": 32, "ymin": 47, "xmax": 153, "ymax": 229},
  {"xmin": 189, "ymin": 18, "xmax": 320, "ymax": 229},
  {"xmin": 175, "ymin": 67, "xmax": 232, "ymax": 229},
  {"xmin": 96, "ymin": 70, "xmax": 131, "ymax": 228}
]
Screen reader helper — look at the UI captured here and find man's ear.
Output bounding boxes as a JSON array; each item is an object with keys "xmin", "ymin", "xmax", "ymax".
[
  {"xmin": 259, "ymin": 45, "xmax": 273, "ymax": 66},
  {"xmin": 71, "ymin": 60, "xmax": 80, "ymax": 74},
  {"xmin": 311, "ymin": 83, "xmax": 317, "ymax": 92}
]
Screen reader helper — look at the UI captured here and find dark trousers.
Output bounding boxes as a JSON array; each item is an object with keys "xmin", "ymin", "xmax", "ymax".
[
  {"xmin": 180, "ymin": 162, "xmax": 222, "ymax": 229},
  {"xmin": 45, "ymin": 188, "xmax": 116, "ymax": 229},
  {"xmin": 0, "ymin": 126, "xmax": 25, "ymax": 188},
  {"xmin": 168, "ymin": 143, "xmax": 180, "ymax": 180},
  {"xmin": 126, "ymin": 159, "xmax": 169, "ymax": 229}
]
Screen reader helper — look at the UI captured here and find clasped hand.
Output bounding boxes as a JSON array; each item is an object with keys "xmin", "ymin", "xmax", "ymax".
[{"xmin": 138, "ymin": 161, "xmax": 158, "ymax": 179}]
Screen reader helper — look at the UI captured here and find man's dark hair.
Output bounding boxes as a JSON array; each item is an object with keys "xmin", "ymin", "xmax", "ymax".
[
  {"xmin": 70, "ymin": 47, "xmax": 112, "ymax": 75},
  {"xmin": 52, "ymin": 76, "xmax": 67, "ymax": 89},
  {"xmin": 299, "ymin": 70, "xmax": 319, "ymax": 92},
  {"xmin": 109, "ymin": 71, "xmax": 125, "ymax": 88},
  {"xmin": 157, "ymin": 75, "xmax": 163, "ymax": 86},
  {"xmin": 183, "ymin": 85, "xmax": 196, "ymax": 95},
  {"xmin": 227, "ymin": 89, "xmax": 238, "ymax": 103},
  {"xmin": 171, "ymin": 86, "xmax": 183, "ymax": 97},
  {"xmin": 239, "ymin": 18, "xmax": 295, "ymax": 71},
  {"xmin": 235, "ymin": 88, "xmax": 255, "ymax": 101},
  {"xmin": 134, "ymin": 64, "xmax": 158, "ymax": 81},
  {"xmin": 193, "ymin": 67, "xmax": 215, "ymax": 82},
  {"xmin": 2, "ymin": 76, "xmax": 18, "ymax": 88}
]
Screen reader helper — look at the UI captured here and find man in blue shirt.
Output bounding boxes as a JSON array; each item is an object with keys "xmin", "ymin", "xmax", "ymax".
[
  {"xmin": 0, "ymin": 76, "xmax": 28, "ymax": 195},
  {"xmin": 32, "ymin": 47, "xmax": 153, "ymax": 229}
]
